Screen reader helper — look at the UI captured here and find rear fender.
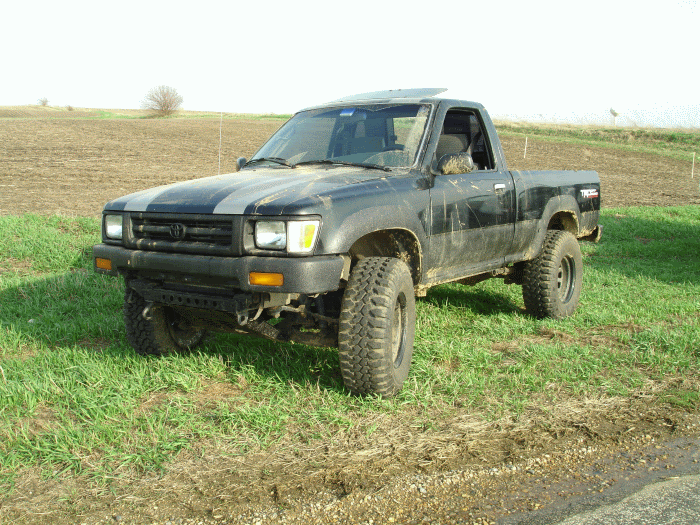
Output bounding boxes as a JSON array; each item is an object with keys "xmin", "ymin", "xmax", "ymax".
[{"xmin": 517, "ymin": 195, "xmax": 582, "ymax": 261}]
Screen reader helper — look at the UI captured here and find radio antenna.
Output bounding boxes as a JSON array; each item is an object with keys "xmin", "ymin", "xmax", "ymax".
[{"xmin": 218, "ymin": 111, "xmax": 223, "ymax": 175}]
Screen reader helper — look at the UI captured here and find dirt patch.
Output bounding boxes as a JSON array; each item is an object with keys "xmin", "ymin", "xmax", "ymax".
[
  {"xmin": 13, "ymin": 404, "xmax": 60, "ymax": 438},
  {"xmin": 1, "ymin": 398, "xmax": 697, "ymax": 525},
  {"xmin": 0, "ymin": 256, "xmax": 37, "ymax": 276},
  {"xmin": 491, "ymin": 324, "xmax": 641, "ymax": 356}
]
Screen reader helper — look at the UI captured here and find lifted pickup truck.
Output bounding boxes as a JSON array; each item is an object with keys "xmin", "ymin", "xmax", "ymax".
[{"xmin": 94, "ymin": 88, "xmax": 601, "ymax": 397}]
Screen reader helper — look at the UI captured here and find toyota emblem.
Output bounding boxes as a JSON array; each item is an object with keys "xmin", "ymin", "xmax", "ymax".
[{"xmin": 169, "ymin": 223, "xmax": 186, "ymax": 240}]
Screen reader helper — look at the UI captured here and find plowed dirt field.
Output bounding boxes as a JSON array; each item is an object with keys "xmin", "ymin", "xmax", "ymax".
[{"xmin": 1, "ymin": 117, "xmax": 698, "ymax": 217}]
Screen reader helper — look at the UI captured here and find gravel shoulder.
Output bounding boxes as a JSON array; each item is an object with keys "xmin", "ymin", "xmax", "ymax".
[{"xmin": 210, "ymin": 419, "xmax": 700, "ymax": 525}]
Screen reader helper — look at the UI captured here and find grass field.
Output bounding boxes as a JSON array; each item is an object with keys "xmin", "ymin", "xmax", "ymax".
[
  {"xmin": 1, "ymin": 206, "xmax": 698, "ymax": 497},
  {"xmin": 496, "ymin": 120, "xmax": 700, "ymax": 162},
  {"xmin": 0, "ymin": 105, "xmax": 292, "ymax": 122}
]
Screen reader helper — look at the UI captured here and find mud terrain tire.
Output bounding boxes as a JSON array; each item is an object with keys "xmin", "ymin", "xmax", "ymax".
[
  {"xmin": 338, "ymin": 257, "xmax": 416, "ymax": 398},
  {"xmin": 124, "ymin": 288, "xmax": 206, "ymax": 355},
  {"xmin": 522, "ymin": 230, "xmax": 583, "ymax": 319}
]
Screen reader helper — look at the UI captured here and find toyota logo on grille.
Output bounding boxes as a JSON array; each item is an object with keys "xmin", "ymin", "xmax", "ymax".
[{"xmin": 169, "ymin": 223, "xmax": 186, "ymax": 240}]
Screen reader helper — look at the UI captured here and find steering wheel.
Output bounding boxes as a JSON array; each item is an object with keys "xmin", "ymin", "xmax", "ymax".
[{"xmin": 383, "ymin": 144, "xmax": 405, "ymax": 152}]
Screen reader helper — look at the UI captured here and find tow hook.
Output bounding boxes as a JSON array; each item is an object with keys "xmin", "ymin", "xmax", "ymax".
[
  {"xmin": 236, "ymin": 310, "xmax": 249, "ymax": 326},
  {"xmin": 142, "ymin": 302, "xmax": 154, "ymax": 321}
]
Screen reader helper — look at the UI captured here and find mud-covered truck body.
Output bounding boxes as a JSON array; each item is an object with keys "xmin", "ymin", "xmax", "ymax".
[{"xmin": 94, "ymin": 88, "xmax": 601, "ymax": 397}]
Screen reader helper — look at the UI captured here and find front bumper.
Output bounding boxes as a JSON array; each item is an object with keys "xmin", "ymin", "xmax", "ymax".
[{"xmin": 93, "ymin": 244, "xmax": 347, "ymax": 294}]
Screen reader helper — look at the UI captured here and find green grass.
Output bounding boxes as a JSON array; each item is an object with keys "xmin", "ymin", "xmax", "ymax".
[
  {"xmin": 496, "ymin": 121, "xmax": 700, "ymax": 162},
  {"xmin": 0, "ymin": 106, "xmax": 291, "ymax": 122},
  {"xmin": 1, "ymin": 207, "xmax": 699, "ymax": 493},
  {"xmin": 95, "ymin": 110, "xmax": 292, "ymax": 121}
]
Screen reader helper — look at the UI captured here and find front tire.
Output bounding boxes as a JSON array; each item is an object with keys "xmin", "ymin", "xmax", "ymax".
[
  {"xmin": 522, "ymin": 230, "xmax": 583, "ymax": 319},
  {"xmin": 338, "ymin": 258, "xmax": 416, "ymax": 398},
  {"xmin": 124, "ymin": 288, "xmax": 206, "ymax": 355}
]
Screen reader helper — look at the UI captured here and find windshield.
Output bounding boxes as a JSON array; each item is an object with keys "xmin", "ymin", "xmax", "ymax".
[{"xmin": 250, "ymin": 103, "xmax": 431, "ymax": 169}]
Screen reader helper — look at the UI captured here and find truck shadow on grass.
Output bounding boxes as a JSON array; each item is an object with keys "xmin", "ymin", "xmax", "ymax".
[
  {"xmin": 0, "ymin": 271, "xmax": 524, "ymax": 409},
  {"xmin": 421, "ymin": 284, "xmax": 523, "ymax": 316},
  {"xmin": 0, "ymin": 269, "xmax": 348, "ymax": 395},
  {"xmin": 201, "ymin": 332, "xmax": 348, "ymax": 394},
  {"xmin": 203, "ymin": 282, "xmax": 528, "ymax": 395}
]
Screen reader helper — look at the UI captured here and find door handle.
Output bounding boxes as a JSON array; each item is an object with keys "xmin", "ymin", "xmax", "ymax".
[{"xmin": 494, "ymin": 183, "xmax": 506, "ymax": 192}]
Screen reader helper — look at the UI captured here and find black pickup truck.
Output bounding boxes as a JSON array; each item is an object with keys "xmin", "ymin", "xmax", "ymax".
[{"xmin": 94, "ymin": 88, "xmax": 601, "ymax": 397}]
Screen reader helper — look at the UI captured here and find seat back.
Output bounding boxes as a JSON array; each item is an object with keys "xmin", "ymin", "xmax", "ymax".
[{"xmin": 436, "ymin": 134, "xmax": 468, "ymax": 160}]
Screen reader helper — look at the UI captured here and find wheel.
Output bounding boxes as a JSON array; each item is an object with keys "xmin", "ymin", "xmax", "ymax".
[
  {"xmin": 124, "ymin": 287, "xmax": 206, "ymax": 355},
  {"xmin": 522, "ymin": 230, "xmax": 583, "ymax": 319},
  {"xmin": 338, "ymin": 257, "xmax": 416, "ymax": 398}
]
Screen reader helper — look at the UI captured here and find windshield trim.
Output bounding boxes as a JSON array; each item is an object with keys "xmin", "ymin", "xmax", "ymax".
[
  {"xmin": 244, "ymin": 157, "xmax": 293, "ymax": 168},
  {"xmin": 413, "ymin": 103, "xmax": 437, "ymax": 170},
  {"xmin": 292, "ymin": 159, "xmax": 392, "ymax": 172}
]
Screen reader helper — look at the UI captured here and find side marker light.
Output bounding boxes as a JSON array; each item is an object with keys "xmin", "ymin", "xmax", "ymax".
[
  {"xmin": 249, "ymin": 272, "xmax": 284, "ymax": 287},
  {"xmin": 95, "ymin": 258, "xmax": 113, "ymax": 271}
]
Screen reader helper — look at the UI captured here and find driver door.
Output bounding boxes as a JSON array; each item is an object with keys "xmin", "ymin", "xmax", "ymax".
[{"xmin": 428, "ymin": 109, "xmax": 515, "ymax": 279}]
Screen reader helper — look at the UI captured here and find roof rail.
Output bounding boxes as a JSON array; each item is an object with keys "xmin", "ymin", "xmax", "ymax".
[{"xmin": 331, "ymin": 88, "xmax": 447, "ymax": 103}]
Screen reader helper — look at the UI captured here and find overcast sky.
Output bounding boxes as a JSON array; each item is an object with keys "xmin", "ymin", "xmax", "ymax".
[{"xmin": 3, "ymin": 0, "xmax": 698, "ymax": 127}]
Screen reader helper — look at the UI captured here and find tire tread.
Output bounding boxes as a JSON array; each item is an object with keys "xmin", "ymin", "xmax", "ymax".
[
  {"xmin": 338, "ymin": 258, "xmax": 415, "ymax": 397},
  {"xmin": 522, "ymin": 230, "xmax": 583, "ymax": 319}
]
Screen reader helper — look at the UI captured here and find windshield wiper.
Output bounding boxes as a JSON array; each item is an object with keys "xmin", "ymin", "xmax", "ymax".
[
  {"xmin": 245, "ymin": 157, "xmax": 293, "ymax": 168},
  {"xmin": 293, "ymin": 159, "xmax": 392, "ymax": 172}
]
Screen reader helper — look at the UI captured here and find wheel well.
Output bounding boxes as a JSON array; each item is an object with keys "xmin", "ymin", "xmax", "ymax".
[
  {"xmin": 348, "ymin": 229, "xmax": 422, "ymax": 284},
  {"xmin": 547, "ymin": 211, "xmax": 578, "ymax": 235}
]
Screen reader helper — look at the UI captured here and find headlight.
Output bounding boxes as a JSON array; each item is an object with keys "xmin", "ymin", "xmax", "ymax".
[
  {"xmin": 255, "ymin": 220, "xmax": 320, "ymax": 253},
  {"xmin": 255, "ymin": 221, "xmax": 286, "ymax": 250},
  {"xmin": 104, "ymin": 214, "xmax": 123, "ymax": 240},
  {"xmin": 287, "ymin": 220, "xmax": 319, "ymax": 253}
]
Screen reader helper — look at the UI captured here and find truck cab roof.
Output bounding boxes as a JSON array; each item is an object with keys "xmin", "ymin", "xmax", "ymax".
[{"xmin": 302, "ymin": 88, "xmax": 485, "ymax": 113}]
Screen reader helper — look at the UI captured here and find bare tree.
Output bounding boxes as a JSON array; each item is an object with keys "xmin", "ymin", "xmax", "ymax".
[
  {"xmin": 141, "ymin": 85, "xmax": 183, "ymax": 116},
  {"xmin": 38, "ymin": 97, "xmax": 49, "ymax": 106}
]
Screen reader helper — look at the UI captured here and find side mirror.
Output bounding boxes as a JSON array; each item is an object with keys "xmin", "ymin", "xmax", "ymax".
[
  {"xmin": 235, "ymin": 157, "xmax": 247, "ymax": 172},
  {"xmin": 437, "ymin": 152, "xmax": 475, "ymax": 175}
]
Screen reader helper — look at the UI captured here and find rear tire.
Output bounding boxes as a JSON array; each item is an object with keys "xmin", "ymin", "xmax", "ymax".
[
  {"xmin": 338, "ymin": 258, "xmax": 416, "ymax": 398},
  {"xmin": 124, "ymin": 287, "xmax": 206, "ymax": 355},
  {"xmin": 522, "ymin": 230, "xmax": 583, "ymax": 319}
]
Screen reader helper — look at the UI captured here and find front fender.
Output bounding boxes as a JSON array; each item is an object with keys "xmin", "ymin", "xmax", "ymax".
[{"xmin": 321, "ymin": 205, "xmax": 429, "ymax": 257}]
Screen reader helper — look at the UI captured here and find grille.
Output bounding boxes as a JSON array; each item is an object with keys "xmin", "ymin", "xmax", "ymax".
[{"xmin": 129, "ymin": 213, "xmax": 236, "ymax": 255}]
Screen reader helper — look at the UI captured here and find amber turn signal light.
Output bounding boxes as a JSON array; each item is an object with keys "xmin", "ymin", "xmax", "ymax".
[
  {"xmin": 249, "ymin": 272, "xmax": 284, "ymax": 287},
  {"xmin": 95, "ymin": 258, "xmax": 113, "ymax": 271}
]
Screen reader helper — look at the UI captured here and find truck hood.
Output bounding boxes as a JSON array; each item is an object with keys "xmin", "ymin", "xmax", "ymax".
[{"xmin": 104, "ymin": 166, "xmax": 394, "ymax": 215}]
